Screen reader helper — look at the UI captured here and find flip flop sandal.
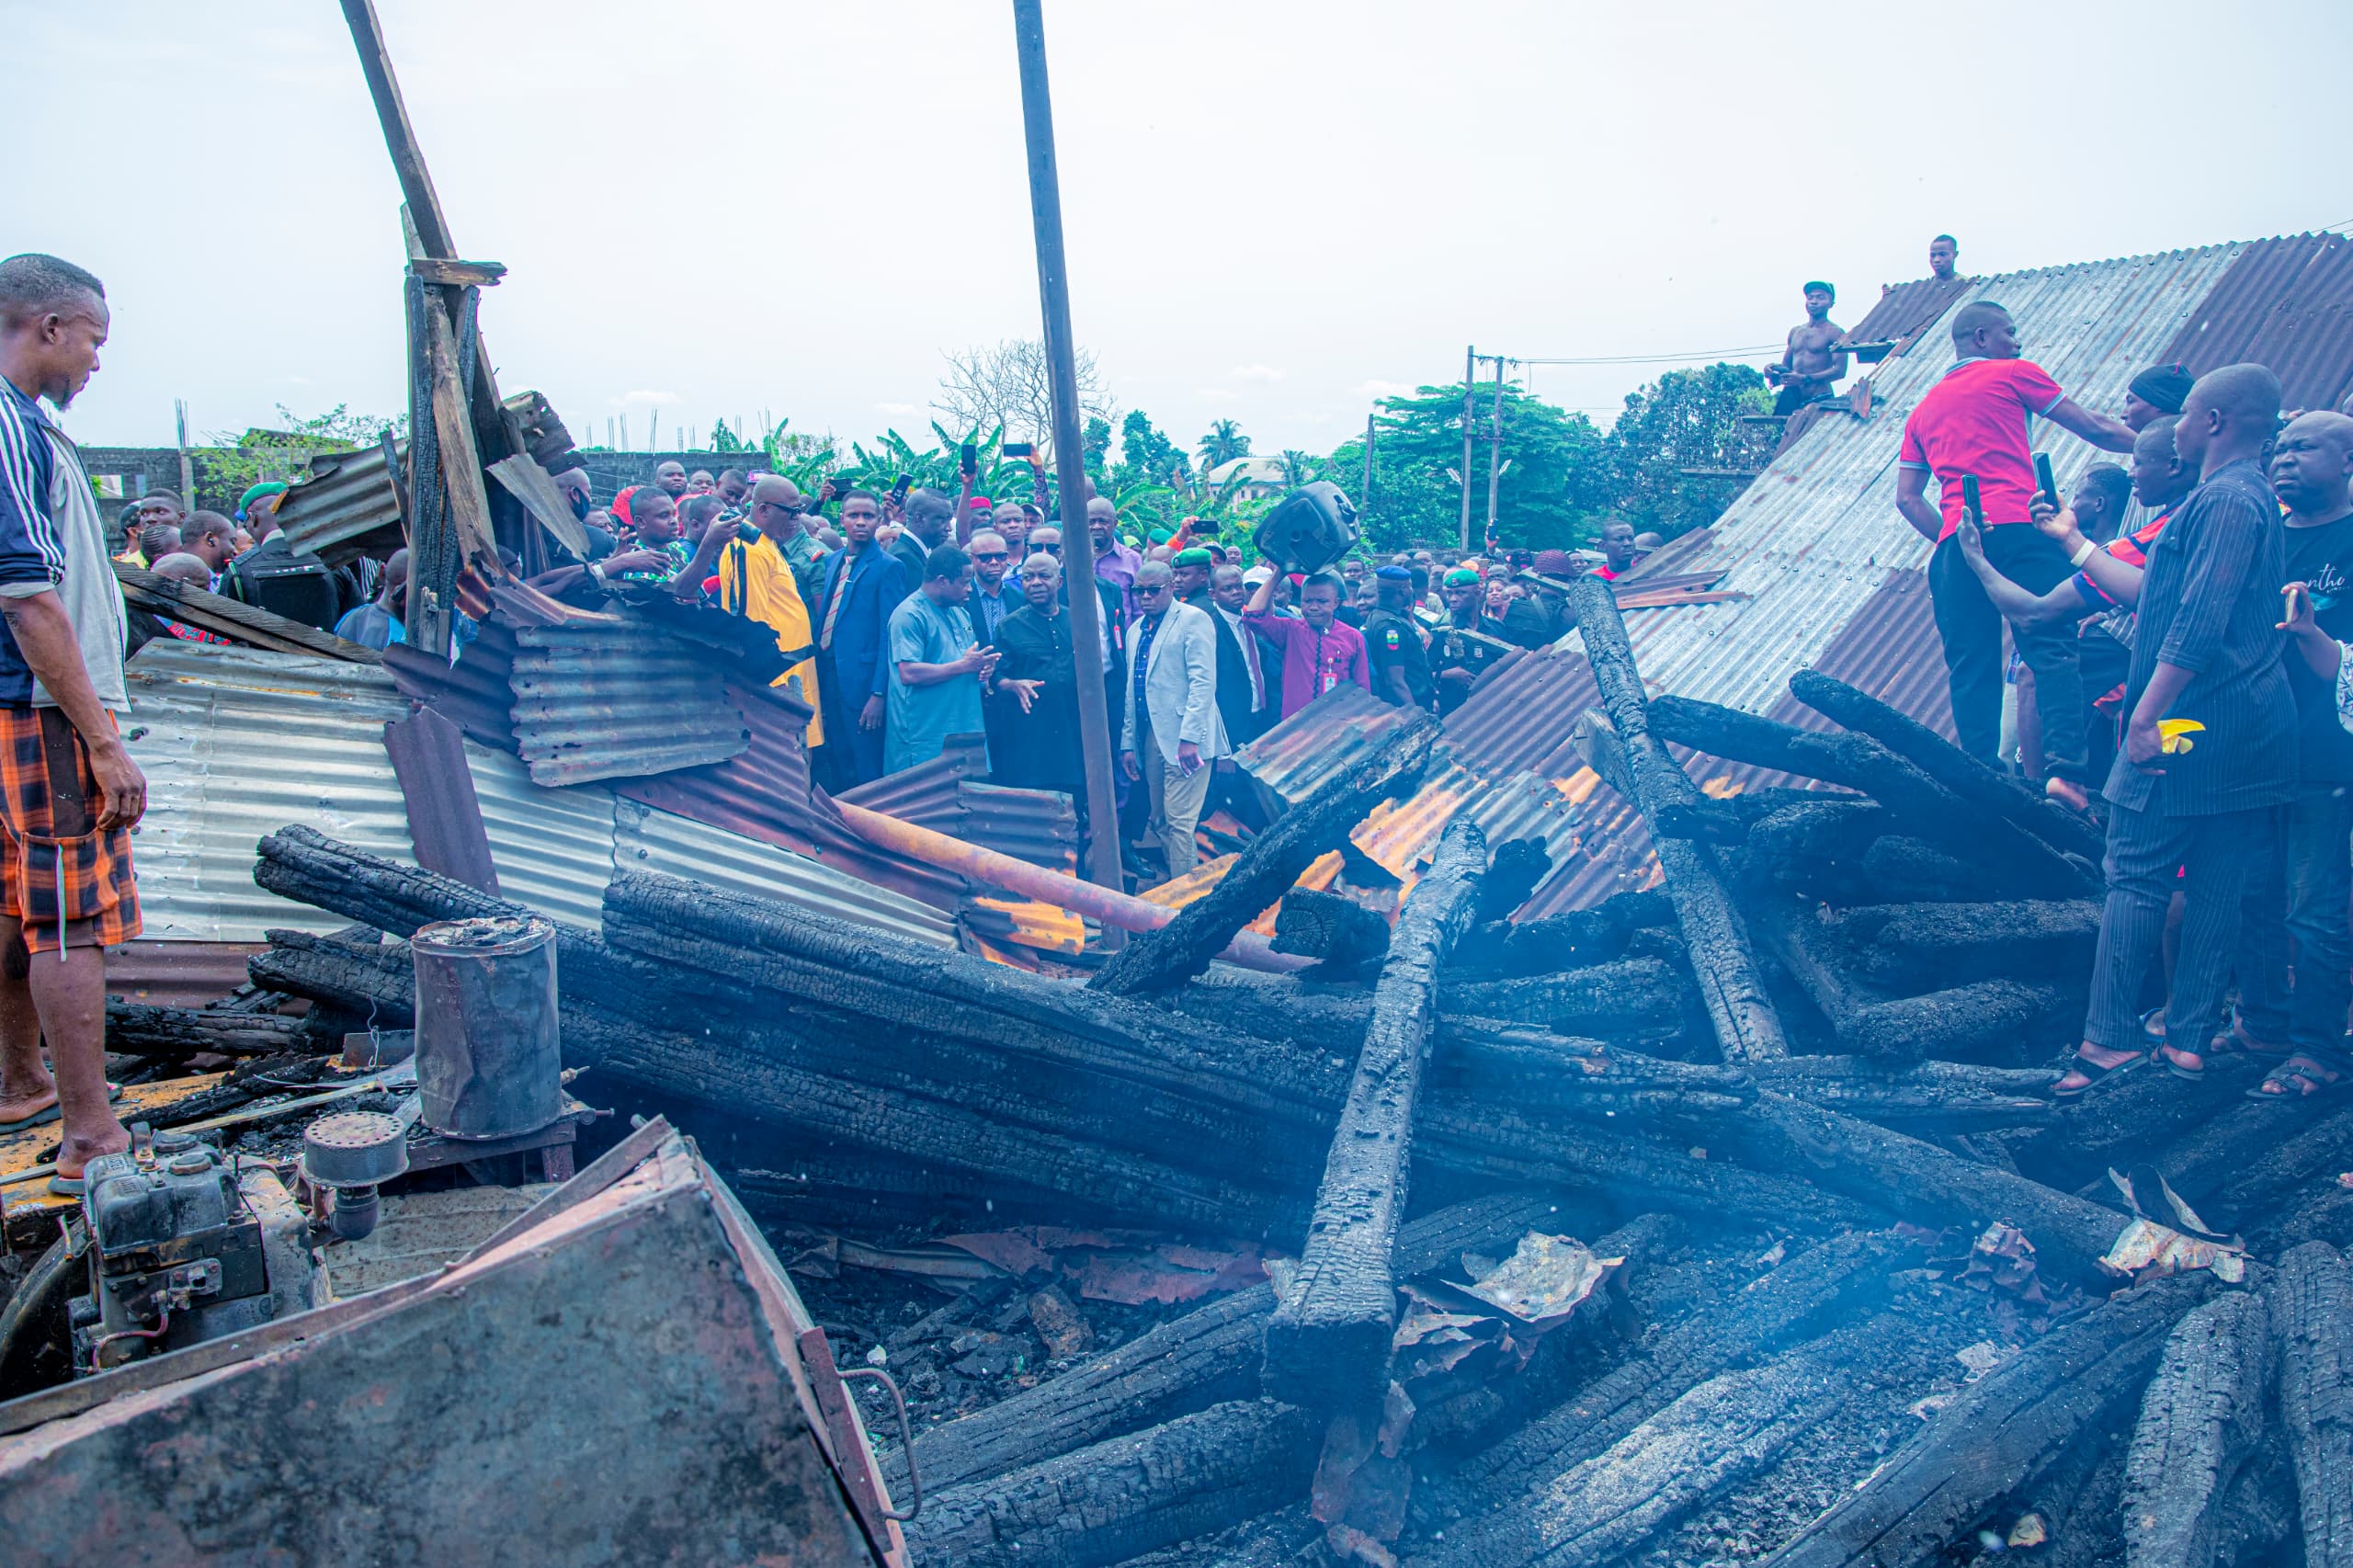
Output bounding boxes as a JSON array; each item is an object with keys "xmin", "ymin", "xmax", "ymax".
[
  {"xmin": 47, "ymin": 1173, "xmax": 85, "ymax": 1197},
  {"xmin": 2247, "ymin": 1062, "xmax": 2342, "ymax": 1101},
  {"xmin": 0, "ymin": 1100, "xmax": 62, "ymax": 1132},
  {"xmin": 2138, "ymin": 1007, "xmax": 2167, "ymax": 1046},
  {"xmin": 2156, "ymin": 1043, "xmax": 2206, "ymax": 1083},
  {"xmin": 2053, "ymin": 1051, "xmax": 2148, "ymax": 1099},
  {"xmin": 2210, "ymin": 1017, "xmax": 2291, "ymax": 1058}
]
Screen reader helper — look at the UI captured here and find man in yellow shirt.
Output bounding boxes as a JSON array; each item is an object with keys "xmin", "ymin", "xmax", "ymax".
[{"xmin": 719, "ymin": 476, "xmax": 824, "ymax": 744}]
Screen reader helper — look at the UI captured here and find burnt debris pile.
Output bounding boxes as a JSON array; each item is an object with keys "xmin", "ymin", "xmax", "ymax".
[{"xmin": 220, "ymin": 574, "xmax": 2353, "ymax": 1568}]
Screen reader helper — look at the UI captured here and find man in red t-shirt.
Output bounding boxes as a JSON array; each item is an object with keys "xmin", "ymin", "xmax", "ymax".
[{"xmin": 1896, "ymin": 301, "xmax": 2136, "ymax": 798}]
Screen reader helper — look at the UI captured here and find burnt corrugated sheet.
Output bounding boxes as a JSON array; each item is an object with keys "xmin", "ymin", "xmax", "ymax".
[
  {"xmin": 1233, "ymin": 684, "xmax": 1422, "ymax": 805},
  {"xmin": 617, "ymin": 680, "xmax": 822, "ymax": 858},
  {"xmin": 384, "ymin": 619, "xmax": 518, "ymax": 748},
  {"xmin": 831, "ymin": 734, "xmax": 1078, "ymax": 871},
  {"xmin": 273, "ymin": 442, "xmax": 405, "ymax": 564},
  {"xmin": 108, "ymin": 939, "xmax": 271, "ymax": 1010},
  {"xmin": 508, "ymin": 623, "xmax": 750, "ymax": 785},
  {"xmin": 836, "ymin": 734, "xmax": 992, "ymax": 825},
  {"xmin": 2158, "ymin": 233, "xmax": 2353, "ymax": 412},
  {"xmin": 1840, "ymin": 275, "xmax": 1972, "ymax": 347}
]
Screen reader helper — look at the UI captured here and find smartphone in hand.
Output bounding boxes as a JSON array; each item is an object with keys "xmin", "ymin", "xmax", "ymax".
[{"xmin": 1002, "ymin": 442, "xmax": 1034, "ymax": 459}]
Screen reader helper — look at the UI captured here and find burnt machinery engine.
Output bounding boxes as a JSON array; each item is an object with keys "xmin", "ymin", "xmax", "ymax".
[{"xmin": 67, "ymin": 1130, "xmax": 317, "ymax": 1375}]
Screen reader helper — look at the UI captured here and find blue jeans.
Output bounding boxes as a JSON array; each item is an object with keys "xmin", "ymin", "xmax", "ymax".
[
  {"xmin": 2233, "ymin": 785, "xmax": 2353, "ymax": 1069},
  {"xmin": 2085, "ymin": 803, "xmax": 2265, "ymax": 1056}
]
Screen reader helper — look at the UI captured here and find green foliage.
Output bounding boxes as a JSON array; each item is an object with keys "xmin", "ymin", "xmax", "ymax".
[
  {"xmin": 199, "ymin": 404, "xmax": 405, "ymax": 506},
  {"xmin": 1116, "ymin": 410, "xmax": 1190, "ymax": 488},
  {"xmin": 1605, "ymin": 363, "xmax": 1773, "ymax": 537},
  {"xmin": 1197, "ymin": 418, "xmax": 1250, "ymax": 471},
  {"xmin": 1330, "ymin": 383, "xmax": 1610, "ymax": 554},
  {"xmin": 710, "ymin": 418, "xmax": 747, "ymax": 453},
  {"xmin": 1081, "ymin": 415, "xmax": 1114, "ymax": 472}
]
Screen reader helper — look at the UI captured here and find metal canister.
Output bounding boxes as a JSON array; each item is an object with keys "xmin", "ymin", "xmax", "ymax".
[{"xmin": 412, "ymin": 915, "xmax": 563, "ymax": 1140}]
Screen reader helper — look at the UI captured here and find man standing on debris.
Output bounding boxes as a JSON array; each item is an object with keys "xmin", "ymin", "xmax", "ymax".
[
  {"xmin": 1120, "ymin": 560, "xmax": 1223, "ymax": 881},
  {"xmin": 1765, "ymin": 281, "xmax": 1848, "ymax": 416},
  {"xmin": 813, "ymin": 490, "xmax": 911, "ymax": 786},
  {"xmin": 887, "ymin": 544, "xmax": 998, "ymax": 776},
  {"xmin": 2228, "ymin": 411, "xmax": 2353, "ymax": 1100},
  {"xmin": 2058, "ymin": 365, "xmax": 2296, "ymax": 1097},
  {"xmin": 1898, "ymin": 301, "xmax": 2136, "ymax": 810},
  {"xmin": 1592, "ymin": 518, "xmax": 1642, "ymax": 580},
  {"xmin": 0, "ymin": 254, "xmax": 142, "ymax": 1190},
  {"xmin": 1243, "ymin": 564, "xmax": 1370, "ymax": 720},
  {"xmin": 1363, "ymin": 565, "xmax": 1436, "ymax": 711}
]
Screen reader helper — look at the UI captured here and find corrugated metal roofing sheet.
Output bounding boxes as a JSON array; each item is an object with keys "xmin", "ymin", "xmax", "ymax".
[
  {"xmin": 273, "ymin": 441, "xmax": 405, "ymax": 564},
  {"xmin": 123, "ymin": 642, "xmax": 417, "ymax": 941},
  {"xmin": 836, "ymin": 734, "xmax": 992, "ymax": 824},
  {"xmin": 1840, "ymin": 275, "xmax": 1973, "ymax": 347},
  {"xmin": 460, "ymin": 742, "xmax": 618, "ymax": 933},
  {"xmin": 1763, "ymin": 568, "xmax": 1954, "ymax": 739},
  {"xmin": 832, "ymin": 736, "xmax": 1079, "ymax": 872},
  {"xmin": 616, "ymin": 678, "xmax": 822, "ymax": 858},
  {"xmin": 1232, "ymin": 684, "xmax": 1420, "ymax": 805},
  {"xmin": 508, "ymin": 623, "xmax": 750, "ymax": 785},
  {"xmin": 611, "ymin": 797, "xmax": 954, "ymax": 948},
  {"xmin": 2158, "ymin": 233, "xmax": 2353, "ymax": 413}
]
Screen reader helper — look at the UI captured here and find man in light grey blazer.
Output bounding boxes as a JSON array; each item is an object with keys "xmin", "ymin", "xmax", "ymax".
[{"xmin": 1119, "ymin": 560, "xmax": 1225, "ymax": 882}]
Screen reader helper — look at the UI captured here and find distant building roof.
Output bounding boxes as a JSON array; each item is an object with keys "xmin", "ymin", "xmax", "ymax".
[{"xmin": 1206, "ymin": 456, "xmax": 1290, "ymax": 489}]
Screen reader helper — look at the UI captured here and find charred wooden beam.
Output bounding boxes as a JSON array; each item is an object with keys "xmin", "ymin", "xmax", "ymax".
[
  {"xmin": 1758, "ymin": 1275, "xmax": 2208, "ymax": 1568},
  {"xmin": 1733, "ymin": 799, "xmax": 1896, "ymax": 903},
  {"xmin": 1861, "ymin": 833, "xmax": 2021, "ymax": 903},
  {"xmin": 1745, "ymin": 893, "xmax": 2079, "ymax": 1062},
  {"xmin": 900, "ymin": 1190, "xmax": 1569, "ymax": 1495},
  {"xmin": 1649, "ymin": 692, "xmax": 2091, "ymax": 897},
  {"xmin": 114, "ymin": 561, "xmax": 383, "ymax": 663},
  {"xmin": 1475, "ymin": 836, "xmax": 1556, "ymax": 923},
  {"xmin": 2277, "ymin": 1242, "xmax": 2353, "ymax": 1567},
  {"xmin": 2121, "ymin": 1290, "xmax": 2273, "ymax": 1568},
  {"xmin": 103, "ymin": 1003, "xmax": 309, "ymax": 1062},
  {"xmin": 1822, "ymin": 898, "xmax": 2100, "ymax": 991},
  {"xmin": 248, "ymin": 927, "xmax": 415, "ymax": 1022},
  {"xmin": 1653, "ymin": 786, "xmax": 1868, "ymax": 845},
  {"xmin": 1090, "ymin": 713, "xmax": 1438, "ymax": 997},
  {"xmin": 1566, "ymin": 575, "xmax": 1786, "ymax": 1062},
  {"xmin": 1436, "ymin": 1229, "xmax": 1913, "ymax": 1515},
  {"xmin": 904, "ymin": 1400, "xmax": 1321, "ymax": 1568},
  {"xmin": 1270, "ymin": 889, "xmax": 1391, "ymax": 977},
  {"xmin": 1745, "ymin": 1057, "xmax": 2059, "ymax": 1136},
  {"xmin": 1788, "ymin": 666, "xmax": 2104, "ymax": 864},
  {"xmin": 1449, "ymin": 886, "xmax": 1675, "ymax": 981},
  {"xmin": 1264, "ymin": 818, "xmax": 1489, "ymax": 1411},
  {"xmin": 1441, "ymin": 957, "xmax": 1693, "ymax": 1040}
]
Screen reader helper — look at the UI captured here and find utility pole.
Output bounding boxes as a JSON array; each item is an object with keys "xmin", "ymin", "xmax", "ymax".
[
  {"xmin": 1484, "ymin": 354, "xmax": 1506, "ymax": 549},
  {"xmin": 1011, "ymin": 0, "xmax": 1123, "ymax": 902},
  {"xmin": 174, "ymin": 399, "xmax": 195, "ymax": 513},
  {"xmin": 1360, "ymin": 412, "xmax": 1374, "ymax": 516},
  {"xmin": 1460, "ymin": 345, "xmax": 1475, "ymax": 551}
]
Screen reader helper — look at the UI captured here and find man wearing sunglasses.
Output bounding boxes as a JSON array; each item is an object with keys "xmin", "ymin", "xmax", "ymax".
[
  {"xmin": 967, "ymin": 529, "xmax": 1020, "ymax": 643},
  {"xmin": 1120, "ymin": 560, "xmax": 1224, "ymax": 883}
]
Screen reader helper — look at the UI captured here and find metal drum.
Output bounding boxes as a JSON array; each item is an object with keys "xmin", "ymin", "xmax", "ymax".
[{"xmin": 411, "ymin": 914, "xmax": 563, "ymax": 1140}]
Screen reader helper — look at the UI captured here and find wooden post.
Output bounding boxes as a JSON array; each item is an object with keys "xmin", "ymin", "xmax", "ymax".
[
  {"xmin": 338, "ymin": 0, "xmax": 456, "ymax": 260},
  {"xmin": 173, "ymin": 399, "xmax": 195, "ymax": 514},
  {"xmin": 402, "ymin": 274, "xmax": 453, "ymax": 659},
  {"xmin": 1484, "ymin": 353, "xmax": 1505, "ymax": 545},
  {"xmin": 1010, "ymin": 0, "xmax": 1123, "ymax": 900}
]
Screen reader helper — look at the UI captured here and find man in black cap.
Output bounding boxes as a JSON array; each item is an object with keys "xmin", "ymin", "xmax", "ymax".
[
  {"xmin": 1363, "ymin": 564, "xmax": 1435, "ymax": 710},
  {"xmin": 2124, "ymin": 363, "xmax": 2193, "ymax": 433},
  {"xmin": 1766, "ymin": 281, "xmax": 1848, "ymax": 415}
]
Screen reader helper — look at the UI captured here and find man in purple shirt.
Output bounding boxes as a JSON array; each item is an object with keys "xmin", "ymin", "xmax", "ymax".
[
  {"xmin": 1242, "ymin": 567, "xmax": 1370, "ymax": 720},
  {"xmin": 1086, "ymin": 496, "xmax": 1142, "ymax": 618}
]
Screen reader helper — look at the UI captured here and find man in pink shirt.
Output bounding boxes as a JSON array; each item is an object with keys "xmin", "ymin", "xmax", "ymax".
[
  {"xmin": 1243, "ymin": 568, "xmax": 1370, "ymax": 720},
  {"xmin": 1897, "ymin": 301, "xmax": 2135, "ymax": 803}
]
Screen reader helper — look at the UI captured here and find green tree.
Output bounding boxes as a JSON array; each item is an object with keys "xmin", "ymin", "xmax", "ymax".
[
  {"xmin": 1116, "ymin": 410, "xmax": 1189, "ymax": 489},
  {"xmin": 1329, "ymin": 383, "xmax": 1609, "ymax": 553},
  {"xmin": 200, "ymin": 403, "xmax": 406, "ymax": 508},
  {"xmin": 1081, "ymin": 415, "xmax": 1114, "ymax": 476},
  {"xmin": 710, "ymin": 418, "xmax": 745, "ymax": 453},
  {"xmin": 1197, "ymin": 418, "xmax": 1250, "ymax": 471},
  {"xmin": 1604, "ymin": 363, "xmax": 1773, "ymax": 538}
]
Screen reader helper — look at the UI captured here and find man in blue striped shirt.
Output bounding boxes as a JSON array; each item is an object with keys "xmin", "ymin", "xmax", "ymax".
[{"xmin": 0, "ymin": 253, "xmax": 147, "ymax": 1190}]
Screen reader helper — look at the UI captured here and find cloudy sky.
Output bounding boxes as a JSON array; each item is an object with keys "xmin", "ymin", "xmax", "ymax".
[{"xmin": 13, "ymin": 1, "xmax": 2349, "ymax": 460}]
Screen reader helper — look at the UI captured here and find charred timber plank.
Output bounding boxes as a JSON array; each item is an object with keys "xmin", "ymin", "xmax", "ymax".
[
  {"xmin": 1650, "ymin": 691, "xmax": 2091, "ymax": 898},
  {"xmin": 1861, "ymin": 833, "xmax": 2021, "ymax": 903},
  {"xmin": 1790, "ymin": 666, "xmax": 2105, "ymax": 864},
  {"xmin": 2121, "ymin": 1290, "xmax": 2273, "ymax": 1568},
  {"xmin": 1566, "ymin": 576, "xmax": 1786, "ymax": 1062},
  {"xmin": 1271, "ymin": 889, "xmax": 1392, "ymax": 975},
  {"xmin": 901, "ymin": 1190, "xmax": 1570, "ymax": 1495},
  {"xmin": 1425, "ymin": 1320, "xmax": 1903, "ymax": 1568},
  {"xmin": 1440, "ymin": 957, "xmax": 1691, "ymax": 1040},
  {"xmin": 1264, "ymin": 819, "xmax": 1488, "ymax": 1410},
  {"xmin": 1757, "ymin": 1276, "xmax": 2210, "ymax": 1568},
  {"xmin": 248, "ymin": 927, "xmax": 416, "ymax": 1022},
  {"xmin": 903, "ymin": 1400, "xmax": 1321, "ymax": 1568},
  {"xmin": 1450, "ymin": 887, "xmax": 1676, "ymax": 981},
  {"xmin": 1825, "ymin": 899, "xmax": 2100, "ymax": 991},
  {"xmin": 1090, "ymin": 714, "xmax": 1438, "ymax": 997},
  {"xmin": 1727, "ymin": 1092, "xmax": 2128, "ymax": 1284},
  {"xmin": 115, "ymin": 561, "xmax": 383, "ymax": 663},
  {"xmin": 103, "ymin": 1003, "xmax": 309, "ymax": 1062},
  {"xmin": 2277, "ymin": 1242, "xmax": 2353, "ymax": 1567},
  {"xmin": 1440, "ymin": 1229, "xmax": 1914, "ymax": 1511},
  {"xmin": 1746, "ymin": 1057, "xmax": 2059, "ymax": 1136}
]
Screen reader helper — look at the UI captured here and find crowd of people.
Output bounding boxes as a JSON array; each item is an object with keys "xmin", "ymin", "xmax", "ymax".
[{"xmin": 4, "ymin": 227, "xmax": 2353, "ymax": 1209}]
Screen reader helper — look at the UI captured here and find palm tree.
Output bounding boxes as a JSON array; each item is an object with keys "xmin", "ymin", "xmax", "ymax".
[
  {"xmin": 1197, "ymin": 419, "xmax": 1250, "ymax": 472},
  {"xmin": 1279, "ymin": 449, "xmax": 1317, "ymax": 488}
]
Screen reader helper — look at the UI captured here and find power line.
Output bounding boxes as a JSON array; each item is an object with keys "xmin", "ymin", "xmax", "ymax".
[{"xmin": 1513, "ymin": 345, "xmax": 1783, "ymax": 367}]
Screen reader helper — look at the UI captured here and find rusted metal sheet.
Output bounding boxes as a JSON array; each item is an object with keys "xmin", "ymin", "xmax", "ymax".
[
  {"xmin": 2157, "ymin": 232, "xmax": 2353, "ymax": 412},
  {"xmin": 382, "ymin": 705, "xmax": 500, "ymax": 892},
  {"xmin": 833, "ymin": 736, "xmax": 1079, "ymax": 872},
  {"xmin": 1233, "ymin": 683, "xmax": 1421, "ymax": 805},
  {"xmin": 616, "ymin": 678, "xmax": 824, "ymax": 858},
  {"xmin": 270, "ymin": 440, "xmax": 405, "ymax": 564},
  {"xmin": 1763, "ymin": 568, "xmax": 1954, "ymax": 740},
  {"xmin": 0, "ymin": 1121, "xmax": 904, "ymax": 1566},
  {"xmin": 1840, "ymin": 274, "xmax": 1973, "ymax": 349},
  {"xmin": 104, "ymin": 940, "xmax": 269, "ymax": 1009},
  {"xmin": 508, "ymin": 622, "xmax": 750, "ymax": 785}
]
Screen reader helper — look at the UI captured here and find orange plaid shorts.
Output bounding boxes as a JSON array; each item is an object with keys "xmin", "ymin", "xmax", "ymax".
[{"xmin": 0, "ymin": 708, "xmax": 141, "ymax": 953}]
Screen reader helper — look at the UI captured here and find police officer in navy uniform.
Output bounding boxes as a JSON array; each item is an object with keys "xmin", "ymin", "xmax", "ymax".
[{"xmin": 1362, "ymin": 563, "xmax": 1435, "ymax": 711}]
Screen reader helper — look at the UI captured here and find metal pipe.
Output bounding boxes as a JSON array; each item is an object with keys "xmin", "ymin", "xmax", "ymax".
[
  {"xmin": 1009, "ymin": 0, "xmax": 1124, "ymax": 904},
  {"xmin": 833, "ymin": 800, "xmax": 1306, "ymax": 973}
]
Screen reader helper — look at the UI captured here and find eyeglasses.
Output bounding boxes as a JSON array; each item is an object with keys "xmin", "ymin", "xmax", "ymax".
[
  {"xmin": 972, "ymin": 551, "xmax": 1008, "ymax": 562},
  {"xmin": 1033, "ymin": 542, "xmax": 1062, "ymax": 554},
  {"xmin": 1136, "ymin": 583, "xmax": 1172, "ymax": 597}
]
